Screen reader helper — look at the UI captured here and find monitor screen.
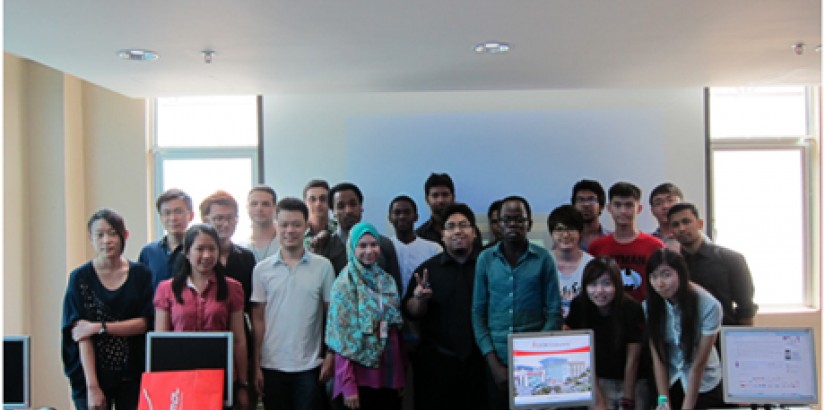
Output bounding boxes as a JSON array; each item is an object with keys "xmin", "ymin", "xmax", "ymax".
[
  {"xmin": 721, "ymin": 326, "xmax": 818, "ymax": 405},
  {"xmin": 4, "ymin": 336, "xmax": 30, "ymax": 410},
  {"xmin": 145, "ymin": 332, "xmax": 233, "ymax": 408},
  {"xmin": 508, "ymin": 330, "xmax": 595, "ymax": 409}
]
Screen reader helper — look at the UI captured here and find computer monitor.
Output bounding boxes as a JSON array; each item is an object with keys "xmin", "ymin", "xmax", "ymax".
[
  {"xmin": 508, "ymin": 330, "xmax": 595, "ymax": 409},
  {"xmin": 145, "ymin": 331, "xmax": 234, "ymax": 408},
  {"xmin": 4, "ymin": 336, "xmax": 31, "ymax": 410},
  {"xmin": 720, "ymin": 326, "xmax": 818, "ymax": 406}
]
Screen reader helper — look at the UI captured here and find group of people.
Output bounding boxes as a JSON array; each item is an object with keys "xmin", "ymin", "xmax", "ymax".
[{"xmin": 61, "ymin": 173, "xmax": 757, "ymax": 410}]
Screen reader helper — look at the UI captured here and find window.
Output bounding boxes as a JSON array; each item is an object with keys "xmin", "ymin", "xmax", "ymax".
[
  {"xmin": 708, "ymin": 87, "xmax": 818, "ymax": 308},
  {"xmin": 151, "ymin": 96, "xmax": 260, "ymax": 242}
]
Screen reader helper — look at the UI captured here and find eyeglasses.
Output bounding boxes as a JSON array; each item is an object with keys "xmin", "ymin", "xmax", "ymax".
[
  {"xmin": 574, "ymin": 196, "xmax": 599, "ymax": 205},
  {"xmin": 551, "ymin": 224, "xmax": 578, "ymax": 234},
  {"xmin": 161, "ymin": 207, "xmax": 188, "ymax": 217},
  {"xmin": 208, "ymin": 214, "xmax": 237, "ymax": 224},
  {"xmin": 444, "ymin": 221, "xmax": 472, "ymax": 231},
  {"xmin": 500, "ymin": 216, "xmax": 529, "ymax": 225}
]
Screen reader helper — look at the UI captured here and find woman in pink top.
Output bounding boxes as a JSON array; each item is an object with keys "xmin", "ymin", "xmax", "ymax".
[
  {"xmin": 325, "ymin": 222, "xmax": 406, "ymax": 410},
  {"xmin": 154, "ymin": 224, "xmax": 249, "ymax": 410}
]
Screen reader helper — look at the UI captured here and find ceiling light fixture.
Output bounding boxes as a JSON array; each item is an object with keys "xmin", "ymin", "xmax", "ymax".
[
  {"xmin": 474, "ymin": 41, "xmax": 511, "ymax": 54},
  {"xmin": 117, "ymin": 49, "xmax": 159, "ymax": 62},
  {"xmin": 202, "ymin": 50, "xmax": 216, "ymax": 64}
]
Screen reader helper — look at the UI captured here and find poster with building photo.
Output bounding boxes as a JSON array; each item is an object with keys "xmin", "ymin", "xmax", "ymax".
[{"xmin": 508, "ymin": 331, "xmax": 594, "ymax": 409}]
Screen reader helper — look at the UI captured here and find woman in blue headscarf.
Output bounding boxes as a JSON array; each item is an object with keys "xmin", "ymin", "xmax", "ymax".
[{"xmin": 326, "ymin": 222, "xmax": 406, "ymax": 410}]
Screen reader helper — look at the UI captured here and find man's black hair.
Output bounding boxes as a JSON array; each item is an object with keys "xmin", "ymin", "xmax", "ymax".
[
  {"xmin": 424, "ymin": 173, "xmax": 455, "ymax": 196},
  {"xmin": 328, "ymin": 182, "xmax": 363, "ymax": 209},
  {"xmin": 571, "ymin": 179, "xmax": 606, "ymax": 208},
  {"xmin": 388, "ymin": 194, "xmax": 418, "ymax": 214}
]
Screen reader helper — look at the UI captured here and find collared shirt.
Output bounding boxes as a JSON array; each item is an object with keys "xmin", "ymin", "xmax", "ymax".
[
  {"xmin": 153, "ymin": 276, "xmax": 245, "ymax": 332},
  {"xmin": 472, "ymin": 242, "xmax": 562, "ymax": 364},
  {"xmin": 415, "ymin": 218, "xmax": 442, "ymax": 245},
  {"xmin": 580, "ymin": 224, "xmax": 610, "ymax": 251},
  {"xmin": 138, "ymin": 236, "xmax": 183, "ymax": 290},
  {"xmin": 644, "ymin": 285, "xmax": 722, "ymax": 393},
  {"xmin": 681, "ymin": 241, "xmax": 757, "ymax": 325},
  {"xmin": 304, "ymin": 219, "xmax": 338, "ymax": 250},
  {"xmin": 402, "ymin": 251, "xmax": 479, "ymax": 360},
  {"xmin": 251, "ymin": 250, "xmax": 334, "ymax": 372}
]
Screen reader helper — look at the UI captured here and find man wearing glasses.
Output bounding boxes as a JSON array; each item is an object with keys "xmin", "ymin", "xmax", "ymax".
[
  {"xmin": 472, "ymin": 196, "xmax": 562, "ymax": 410},
  {"xmin": 139, "ymin": 188, "xmax": 194, "ymax": 290},
  {"xmin": 201, "ymin": 190, "xmax": 259, "ymax": 409},
  {"xmin": 648, "ymin": 182, "xmax": 684, "ymax": 243},
  {"xmin": 571, "ymin": 179, "xmax": 611, "ymax": 251},
  {"xmin": 403, "ymin": 203, "xmax": 487, "ymax": 410}
]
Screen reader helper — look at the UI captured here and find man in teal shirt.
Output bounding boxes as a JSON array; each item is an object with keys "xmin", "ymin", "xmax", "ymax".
[{"xmin": 472, "ymin": 195, "xmax": 562, "ymax": 410}]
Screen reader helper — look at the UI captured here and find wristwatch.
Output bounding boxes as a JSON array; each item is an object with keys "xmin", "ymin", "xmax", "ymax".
[{"xmin": 99, "ymin": 320, "xmax": 107, "ymax": 335}]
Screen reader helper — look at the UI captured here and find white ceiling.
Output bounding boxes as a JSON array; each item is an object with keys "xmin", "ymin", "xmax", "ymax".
[{"xmin": 5, "ymin": 1, "xmax": 821, "ymax": 98}]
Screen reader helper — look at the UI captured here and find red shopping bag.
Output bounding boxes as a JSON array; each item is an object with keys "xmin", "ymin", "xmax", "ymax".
[{"xmin": 138, "ymin": 369, "xmax": 224, "ymax": 410}]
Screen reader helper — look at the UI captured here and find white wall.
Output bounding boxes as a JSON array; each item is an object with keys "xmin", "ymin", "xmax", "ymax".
[{"xmin": 262, "ymin": 89, "xmax": 707, "ymax": 235}]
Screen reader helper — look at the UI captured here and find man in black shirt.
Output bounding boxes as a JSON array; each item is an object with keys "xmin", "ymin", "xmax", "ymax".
[
  {"xmin": 668, "ymin": 202, "xmax": 757, "ymax": 326},
  {"xmin": 403, "ymin": 203, "xmax": 488, "ymax": 410}
]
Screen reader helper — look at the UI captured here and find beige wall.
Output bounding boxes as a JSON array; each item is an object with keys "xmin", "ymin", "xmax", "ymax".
[{"xmin": 3, "ymin": 54, "xmax": 148, "ymax": 409}]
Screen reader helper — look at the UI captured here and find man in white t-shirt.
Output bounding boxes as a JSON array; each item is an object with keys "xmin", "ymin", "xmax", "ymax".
[
  {"xmin": 251, "ymin": 197, "xmax": 335, "ymax": 410},
  {"xmin": 388, "ymin": 195, "xmax": 442, "ymax": 295}
]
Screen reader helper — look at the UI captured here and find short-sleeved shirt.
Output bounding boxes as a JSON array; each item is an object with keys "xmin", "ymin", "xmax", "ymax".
[
  {"xmin": 153, "ymin": 276, "xmax": 245, "ymax": 331},
  {"xmin": 62, "ymin": 261, "xmax": 154, "ymax": 393},
  {"xmin": 557, "ymin": 252, "xmax": 594, "ymax": 319},
  {"xmin": 588, "ymin": 233, "xmax": 664, "ymax": 302},
  {"xmin": 251, "ymin": 250, "xmax": 334, "ymax": 372},
  {"xmin": 643, "ymin": 284, "xmax": 722, "ymax": 393},
  {"xmin": 390, "ymin": 236, "xmax": 442, "ymax": 295},
  {"xmin": 566, "ymin": 297, "xmax": 645, "ymax": 380},
  {"xmin": 472, "ymin": 242, "xmax": 562, "ymax": 364}
]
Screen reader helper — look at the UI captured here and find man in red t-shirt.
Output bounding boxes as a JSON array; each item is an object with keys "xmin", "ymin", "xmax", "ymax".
[{"xmin": 588, "ymin": 182, "xmax": 664, "ymax": 302}]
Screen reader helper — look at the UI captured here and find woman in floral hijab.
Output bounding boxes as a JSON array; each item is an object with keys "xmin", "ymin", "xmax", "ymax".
[{"xmin": 326, "ymin": 222, "xmax": 405, "ymax": 410}]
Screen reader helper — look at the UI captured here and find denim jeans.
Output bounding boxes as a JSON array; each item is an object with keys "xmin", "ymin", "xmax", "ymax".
[{"xmin": 262, "ymin": 366, "xmax": 322, "ymax": 410}]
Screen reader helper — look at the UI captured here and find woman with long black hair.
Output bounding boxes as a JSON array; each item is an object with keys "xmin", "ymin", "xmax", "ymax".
[
  {"xmin": 62, "ymin": 209, "xmax": 153, "ymax": 410},
  {"xmin": 153, "ymin": 224, "xmax": 249, "ymax": 410},
  {"xmin": 565, "ymin": 256, "xmax": 648, "ymax": 410},
  {"xmin": 644, "ymin": 248, "xmax": 724, "ymax": 409}
]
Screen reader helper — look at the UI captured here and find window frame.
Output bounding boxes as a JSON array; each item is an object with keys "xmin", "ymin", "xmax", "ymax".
[
  {"xmin": 148, "ymin": 98, "xmax": 261, "ymax": 240},
  {"xmin": 707, "ymin": 86, "xmax": 820, "ymax": 309}
]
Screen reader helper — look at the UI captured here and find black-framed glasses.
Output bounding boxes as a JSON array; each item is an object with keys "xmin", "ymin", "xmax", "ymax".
[{"xmin": 444, "ymin": 221, "xmax": 472, "ymax": 231}]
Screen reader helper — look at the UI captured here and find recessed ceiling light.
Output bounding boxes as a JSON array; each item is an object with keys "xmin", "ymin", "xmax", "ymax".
[
  {"xmin": 117, "ymin": 49, "xmax": 160, "ymax": 62},
  {"xmin": 474, "ymin": 42, "xmax": 511, "ymax": 54}
]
